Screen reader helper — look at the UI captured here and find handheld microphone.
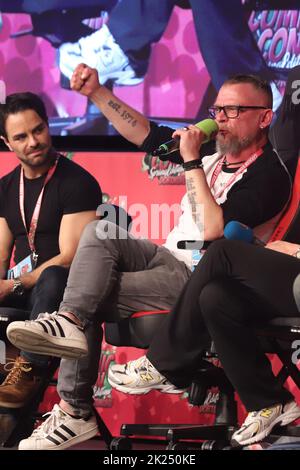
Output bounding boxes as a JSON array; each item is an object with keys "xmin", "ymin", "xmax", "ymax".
[
  {"xmin": 224, "ymin": 221, "xmax": 265, "ymax": 246},
  {"xmin": 0, "ymin": 80, "xmax": 6, "ymax": 104},
  {"xmin": 152, "ymin": 119, "xmax": 218, "ymax": 156}
]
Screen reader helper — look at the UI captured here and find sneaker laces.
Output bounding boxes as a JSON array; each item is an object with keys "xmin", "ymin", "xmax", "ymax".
[
  {"xmin": 126, "ymin": 356, "xmax": 156, "ymax": 377},
  {"xmin": 80, "ymin": 24, "xmax": 128, "ymax": 68},
  {"xmin": 78, "ymin": 28, "xmax": 105, "ymax": 54},
  {"xmin": 31, "ymin": 404, "xmax": 67, "ymax": 438},
  {"xmin": 242, "ymin": 410, "xmax": 258, "ymax": 427},
  {"xmin": 78, "ymin": 25, "xmax": 113, "ymax": 57},
  {"xmin": 2, "ymin": 357, "xmax": 33, "ymax": 386},
  {"xmin": 24, "ymin": 311, "xmax": 57, "ymax": 325},
  {"xmin": 24, "ymin": 311, "xmax": 82, "ymax": 329},
  {"xmin": 243, "ymin": 405, "xmax": 281, "ymax": 427}
]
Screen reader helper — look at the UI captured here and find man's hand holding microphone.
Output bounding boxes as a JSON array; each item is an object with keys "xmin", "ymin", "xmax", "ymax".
[{"xmin": 152, "ymin": 119, "xmax": 219, "ymax": 159}]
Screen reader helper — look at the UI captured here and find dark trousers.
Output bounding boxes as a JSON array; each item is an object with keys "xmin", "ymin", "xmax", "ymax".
[
  {"xmin": 1, "ymin": 265, "xmax": 69, "ymax": 367},
  {"xmin": 109, "ymin": 0, "xmax": 274, "ymax": 87},
  {"xmin": 147, "ymin": 239, "xmax": 300, "ymax": 411},
  {"xmin": 0, "ymin": 1, "xmax": 114, "ymax": 13},
  {"xmin": 3, "ymin": 0, "xmax": 282, "ymax": 85},
  {"xmin": 109, "ymin": 0, "xmax": 175, "ymax": 76},
  {"xmin": 189, "ymin": 0, "xmax": 273, "ymax": 89}
]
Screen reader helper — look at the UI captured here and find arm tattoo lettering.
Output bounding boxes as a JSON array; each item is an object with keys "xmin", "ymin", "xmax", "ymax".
[
  {"xmin": 186, "ymin": 175, "xmax": 203, "ymax": 230},
  {"xmin": 108, "ymin": 100, "xmax": 137, "ymax": 127}
]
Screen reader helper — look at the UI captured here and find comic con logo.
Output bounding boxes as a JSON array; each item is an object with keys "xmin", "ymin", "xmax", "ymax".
[
  {"xmin": 142, "ymin": 153, "xmax": 185, "ymax": 185},
  {"xmin": 249, "ymin": 10, "xmax": 300, "ymax": 69}
]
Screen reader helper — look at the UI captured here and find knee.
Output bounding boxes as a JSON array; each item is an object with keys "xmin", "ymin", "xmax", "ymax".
[
  {"xmin": 200, "ymin": 281, "xmax": 222, "ymax": 314},
  {"xmin": 200, "ymin": 279, "xmax": 247, "ymax": 330},
  {"xmin": 79, "ymin": 219, "xmax": 118, "ymax": 246},
  {"xmin": 200, "ymin": 280, "xmax": 229, "ymax": 328},
  {"xmin": 36, "ymin": 266, "xmax": 68, "ymax": 297}
]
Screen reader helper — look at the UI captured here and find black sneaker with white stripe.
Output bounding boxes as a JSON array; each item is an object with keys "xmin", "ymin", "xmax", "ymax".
[
  {"xmin": 7, "ymin": 312, "xmax": 88, "ymax": 359},
  {"xmin": 18, "ymin": 404, "xmax": 98, "ymax": 450}
]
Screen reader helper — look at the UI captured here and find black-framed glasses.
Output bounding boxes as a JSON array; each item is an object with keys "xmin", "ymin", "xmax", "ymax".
[{"xmin": 208, "ymin": 105, "xmax": 269, "ymax": 119}]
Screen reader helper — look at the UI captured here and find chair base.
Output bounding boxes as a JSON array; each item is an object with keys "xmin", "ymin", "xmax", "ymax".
[
  {"xmin": 120, "ymin": 423, "xmax": 235, "ymax": 450},
  {"xmin": 119, "ymin": 423, "xmax": 300, "ymax": 450}
]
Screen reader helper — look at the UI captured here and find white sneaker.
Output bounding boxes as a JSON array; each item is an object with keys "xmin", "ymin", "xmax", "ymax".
[
  {"xmin": 231, "ymin": 400, "xmax": 300, "ymax": 447},
  {"xmin": 6, "ymin": 312, "xmax": 88, "ymax": 359},
  {"xmin": 108, "ymin": 356, "xmax": 185, "ymax": 395},
  {"xmin": 19, "ymin": 404, "xmax": 98, "ymax": 450},
  {"xmin": 59, "ymin": 24, "xmax": 144, "ymax": 86}
]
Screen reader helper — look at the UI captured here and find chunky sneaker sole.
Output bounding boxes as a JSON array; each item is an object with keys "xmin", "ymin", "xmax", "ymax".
[
  {"xmin": 108, "ymin": 359, "xmax": 186, "ymax": 395},
  {"xmin": 231, "ymin": 400, "xmax": 300, "ymax": 447},
  {"xmin": 19, "ymin": 424, "xmax": 98, "ymax": 450},
  {"xmin": 7, "ymin": 315, "xmax": 88, "ymax": 359},
  {"xmin": 108, "ymin": 374, "xmax": 184, "ymax": 395}
]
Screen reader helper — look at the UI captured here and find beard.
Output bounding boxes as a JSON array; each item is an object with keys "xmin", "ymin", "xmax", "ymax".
[
  {"xmin": 21, "ymin": 146, "xmax": 55, "ymax": 167},
  {"xmin": 216, "ymin": 133, "xmax": 257, "ymax": 156}
]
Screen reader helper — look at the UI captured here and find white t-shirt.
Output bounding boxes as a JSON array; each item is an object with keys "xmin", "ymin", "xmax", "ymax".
[
  {"xmin": 163, "ymin": 151, "xmax": 290, "ymax": 270},
  {"xmin": 164, "ymin": 152, "xmax": 246, "ymax": 269}
]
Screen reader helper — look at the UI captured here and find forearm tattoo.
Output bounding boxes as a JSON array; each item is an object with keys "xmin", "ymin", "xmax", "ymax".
[
  {"xmin": 108, "ymin": 100, "xmax": 137, "ymax": 127},
  {"xmin": 186, "ymin": 175, "xmax": 204, "ymax": 231}
]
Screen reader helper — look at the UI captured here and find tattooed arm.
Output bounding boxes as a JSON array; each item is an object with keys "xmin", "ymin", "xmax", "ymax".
[
  {"xmin": 174, "ymin": 126, "xmax": 224, "ymax": 240},
  {"xmin": 71, "ymin": 63, "xmax": 150, "ymax": 146},
  {"xmin": 185, "ymin": 171, "xmax": 224, "ymax": 240}
]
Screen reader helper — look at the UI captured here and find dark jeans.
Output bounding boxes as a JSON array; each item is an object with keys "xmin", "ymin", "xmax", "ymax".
[
  {"xmin": 147, "ymin": 239, "xmax": 300, "ymax": 411},
  {"xmin": 1, "ymin": 265, "xmax": 69, "ymax": 367}
]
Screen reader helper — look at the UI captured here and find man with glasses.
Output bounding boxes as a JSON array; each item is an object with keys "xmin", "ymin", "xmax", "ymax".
[
  {"xmin": 6, "ymin": 66, "xmax": 291, "ymax": 450},
  {"xmin": 106, "ymin": 72, "xmax": 293, "ymax": 388}
]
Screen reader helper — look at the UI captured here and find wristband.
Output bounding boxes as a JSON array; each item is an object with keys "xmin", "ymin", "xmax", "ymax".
[{"xmin": 182, "ymin": 159, "xmax": 203, "ymax": 171}]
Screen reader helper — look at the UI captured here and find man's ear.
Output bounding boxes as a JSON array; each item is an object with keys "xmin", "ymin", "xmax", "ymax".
[
  {"xmin": 260, "ymin": 109, "xmax": 273, "ymax": 129},
  {"xmin": 0, "ymin": 135, "xmax": 12, "ymax": 151}
]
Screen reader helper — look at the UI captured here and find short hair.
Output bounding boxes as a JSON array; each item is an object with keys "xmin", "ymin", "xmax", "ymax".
[
  {"xmin": 223, "ymin": 74, "xmax": 273, "ymax": 109},
  {"xmin": 0, "ymin": 92, "xmax": 48, "ymax": 139}
]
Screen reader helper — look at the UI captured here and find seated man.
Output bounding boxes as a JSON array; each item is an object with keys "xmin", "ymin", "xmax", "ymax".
[
  {"xmin": 6, "ymin": 64, "xmax": 291, "ymax": 450},
  {"xmin": 0, "ymin": 92, "xmax": 101, "ymax": 408},
  {"xmin": 109, "ymin": 238, "xmax": 300, "ymax": 447}
]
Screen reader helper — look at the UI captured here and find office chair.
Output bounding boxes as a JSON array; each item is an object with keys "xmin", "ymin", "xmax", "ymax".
[{"xmin": 104, "ymin": 280, "xmax": 300, "ymax": 449}]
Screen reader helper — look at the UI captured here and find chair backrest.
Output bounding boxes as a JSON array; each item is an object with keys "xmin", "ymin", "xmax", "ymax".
[
  {"xmin": 269, "ymin": 65, "xmax": 300, "ymax": 178},
  {"xmin": 293, "ymin": 274, "xmax": 300, "ymax": 313},
  {"xmin": 268, "ymin": 156, "xmax": 300, "ymax": 243}
]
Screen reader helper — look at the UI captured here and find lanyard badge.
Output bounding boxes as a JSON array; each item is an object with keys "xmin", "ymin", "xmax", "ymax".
[{"xmin": 18, "ymin": 155, "xmax": 59, "ymax": 263}]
